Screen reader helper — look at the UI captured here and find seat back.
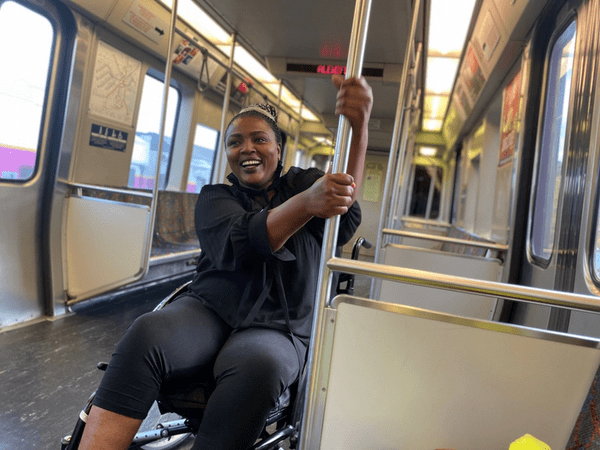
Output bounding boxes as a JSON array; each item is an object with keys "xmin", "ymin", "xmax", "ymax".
[
  {"xmin": 381, "ymin": 243, "xmax": 502, "ymax": 319},
  {"xmin": 317, "ymin": 295, "xmax": 600, "ymax": 450}
]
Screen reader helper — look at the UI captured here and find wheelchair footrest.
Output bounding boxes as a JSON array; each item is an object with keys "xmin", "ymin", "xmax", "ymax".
[{"xmin": 131, "ymin": 419, "xmax": 194, "ymax": 446}]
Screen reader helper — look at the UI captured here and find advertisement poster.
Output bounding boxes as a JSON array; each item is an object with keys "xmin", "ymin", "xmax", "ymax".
[
  {"xmin": 499, "ymin": 69, "xmax": 522, "ymax": 167},
  {"xmin": 462, "ymin": 44, "xmax": 486, "ymax": 105},
  {"xmin": 123, "ymin": 0, "xmax": 167, "ymax": 44},
  {"xmin": 363, "ymin": 162, "xmax": 383, "ymax": 202}
]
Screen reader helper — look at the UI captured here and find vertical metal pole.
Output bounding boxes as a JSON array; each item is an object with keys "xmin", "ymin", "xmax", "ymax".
[
  {"xmin": 145, "ymin": 0, "xmax": 179, "ymax": 266},
  {"xmin": 288, "ymin": 101, "xmax": 303, "ymax": 171},
  {"xmin": 373, "ymin": 0, "xmax": 422, "ymax": 266},
  {"xmin": 389, "ymin": 104, "xmax": 415, "ymax": 226},
  {"xmin": 276, "ymin": 80, "xmax": 283, "ymax": 112},
  {"xmin": 299, "ymin": 0, "xmax": 371, "ymax": 448},
  {"xmin": 212, "ymin": 34, "xmax": 237, "ymax": 184},
  {"xmin": 388, "ymin": 107, "xmax": 409, "ymax": 223},
  {"xmin": 276, "ymin": 81, "xmax": 285, "ymax": 162},
  {"xmin": 425, "ymin": 166, "xmax": 436, "ymax": 219}
]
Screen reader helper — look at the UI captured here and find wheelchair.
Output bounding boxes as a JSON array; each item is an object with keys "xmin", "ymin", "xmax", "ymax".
[{"xmin": 61, "ymin": 237, "xmax": 371, "ymax": 450}]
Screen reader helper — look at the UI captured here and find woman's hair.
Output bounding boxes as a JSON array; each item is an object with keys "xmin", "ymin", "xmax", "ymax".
[{"xmin": 225, "ymin": 103, "xmax": 283, "ymax": 146}]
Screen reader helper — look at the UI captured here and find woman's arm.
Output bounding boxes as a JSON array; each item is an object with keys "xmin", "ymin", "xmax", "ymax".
[
  {"xmin": 266, "ymin": 76, "xmax": 372, "ymax": 251},
  {"xmin": 332, "ymin": 75, "xmax": 373, "ymax": 202},
  {"xmin": 266, "ymin": 172, "xmax": 356, "ymax": 251}
]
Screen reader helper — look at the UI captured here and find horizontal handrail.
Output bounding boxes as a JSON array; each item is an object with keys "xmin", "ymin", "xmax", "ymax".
[
  {"xmin": 401, "ymin": 217, "xmax": 451, "ymax": 228},
  {"xmin": 327, "ymin": 257, "xmax": 600, "ymax": 313},
  {"xmin": 383, "ymin": 228, "xmax": 509, "ymax": 252},
  {"xmin": 67, "ymin": 182, "xmax": 154, "ymax": 199}
]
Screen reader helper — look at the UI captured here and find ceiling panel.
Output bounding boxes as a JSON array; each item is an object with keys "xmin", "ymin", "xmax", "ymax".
[{"xmin": 197, "ymin": 0, "xmax": 414, "ymax": 135}]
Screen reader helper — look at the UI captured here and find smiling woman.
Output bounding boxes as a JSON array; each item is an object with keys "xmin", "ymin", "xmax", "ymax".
[
  {"xmin": 224, "ymin": 103, "xmax": 283, "ymax": 191},
  {"xmin": 78, "ymin": 77, "xmax": 372, "ymax": 450}
]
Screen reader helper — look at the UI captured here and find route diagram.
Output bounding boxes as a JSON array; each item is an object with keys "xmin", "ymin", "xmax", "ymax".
[{"xmin": 89, "ymin": 40, "xmax": 142, "ymax": 126}]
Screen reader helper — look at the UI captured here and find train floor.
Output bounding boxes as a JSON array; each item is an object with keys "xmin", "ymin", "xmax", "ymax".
[{"xmin": 0, "ymin": 273, "xmax": 372, "ymax": 450}]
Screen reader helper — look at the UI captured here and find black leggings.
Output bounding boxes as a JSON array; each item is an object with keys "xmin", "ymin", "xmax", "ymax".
[{"xmin": 93, "ymin": 295, "xmax": 304, "ymax": 450}]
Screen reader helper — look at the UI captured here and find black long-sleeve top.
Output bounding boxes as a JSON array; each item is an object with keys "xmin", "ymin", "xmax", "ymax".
[{"xmin": 188, "ymin": 166, "xmax": 361, "ymax": 343}]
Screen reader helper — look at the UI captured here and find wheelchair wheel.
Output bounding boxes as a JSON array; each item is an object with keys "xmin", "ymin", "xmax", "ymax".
[{"xmin": 138, "ymin": 401, "xmax": 192, "ymax": 450}]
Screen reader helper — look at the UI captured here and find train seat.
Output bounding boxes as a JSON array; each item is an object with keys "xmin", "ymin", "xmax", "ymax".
[
  {"xmin": 441, "ymin": 226, "xmax": 500, "ymax": 257},
  {"xmin": 80, "ymin": 187, "xmax": 201, "ymax": 258},
  {"xmin": 151, "ymin": 190, "xmax": 200, "ymax": 257},
  {"xmin": 317, "ymin": 295, "xmax": 600, "ymax": 450},
  {"xmin": 380, "ymin": 243, "xmax": 503, "ymax": 319}
]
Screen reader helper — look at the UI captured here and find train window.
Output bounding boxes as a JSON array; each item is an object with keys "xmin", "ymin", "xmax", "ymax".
[
  {"xmin": 0, "ymin": 1, "xmax": 54, "ymax": 181},
  {"xmin": 407, "ymin": 164, "xmax": 443, "ymax": 220},
  {"xmin": 128, "ymin": 74, "xmax": 180, "ymax": 189},
  {"xmin": 530, "ymin": 21, "xmax": 576, "ymax": 263},
  {"xmin": 186, "ymin": 123, "xmax": 218, "ymax": 193}
]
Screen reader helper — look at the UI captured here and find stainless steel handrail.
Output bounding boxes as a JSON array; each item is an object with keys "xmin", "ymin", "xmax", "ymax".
[
  {"xmin": 143, "ymin": 0, "xmax": 180, "ymax": 277},
  {"xmin": 67, "ymin": 182, "xmax": 154, "ymax": 199},
  {"xmin": 402, "ymin": 216, "xmax": 451, "ymax": 225},
  {"xmin": 212, "ymin": 33, "xmax": 236, "ymax": 184},
  {"xmin": 300, "ymin": 0, "xmax": 372, "ymax": 447},
  {"xmin": 401, "ymin": 216, "xmax": 451, "ymax": 227},
  {"xmin": 155, "ymin": 0, "xmax": 314, "ymax": 123},
  {"xmin": 383, "ymin": 228, "xmax": 509, "ymax": 252},
  {"xmin": 327, "ymin": 257, "xmax": 600, "ymax": 313},
  {"xmin": 171, "ymin": 27, "xmax": 306, "ymax": 125},
  {"xmin": 374, "ymin": 3, "xmax": 422, "ymax": 265}
]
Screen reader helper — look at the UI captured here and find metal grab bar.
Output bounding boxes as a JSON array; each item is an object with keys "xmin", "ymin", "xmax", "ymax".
[
  {"xmin": 383, "ymin": 228, "xmax": 509, "ymax": 252},
  {"xmin": 374, "ymin": 0, "xmax": 423, "ymax": 265},
  {"xmin": 300, "ymin": 0, "xmax": 372, "ymax": 447},
  {"xmin": 401, "ymin": 216, "xmax": 451, "ymax": 228},
  {"xmin": 67, "ymin": 182, "xmax": 154, "ymax": 199},
  {"xmin": 327, "ymin": 257, "xmax": 600, "ymax": 314},
  {"xmin": 172, "ymin": 27, "xmax": 304, "ymax": 125}
]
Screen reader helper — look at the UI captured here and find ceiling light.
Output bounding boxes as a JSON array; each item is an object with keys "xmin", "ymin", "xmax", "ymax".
[
  {"xmin": 422, "ymin": 119, "xmax": 443, "ymax": 132},
  {"xmin": 425, "ymin": 57, "xmax": 459, "ymax": 94},
  {"xmin": 424, "ymin": 94, "xmax": 449, "ymax": 119},
  {"xmin": 422, "ymin": 0, "xmax": 477, "ymax": 132},
  {"xmin": 314, "ymin": 136, "xmax": 333, "ymax": 146},
  {"xmin": 419, "ymin": 146, "xmax": 437, "ymax": 156},
  {"xmin": 160, "ymin": 0, "xmax": 320, "ymax": 125},
  {"xmin": 158, "ymin": 0, "xmax": 231, "ymax": 44},
  {"xmin": 428, "ymin": 0, "xmax": 476, "ymax": 56}
]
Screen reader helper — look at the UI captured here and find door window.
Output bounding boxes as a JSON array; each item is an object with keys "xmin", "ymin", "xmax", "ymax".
[
  {"xmin": 128, "ymin": 74, "xmax": 180, "ymax": 190},
  {"xmin": 407, "ymin": 164, "xmax": 443, "ymax": 220},
  {"xmin": 530, "ymin": 21, "xmax": 576, "ymax": 263},
  {"xmin": 186, "ymin": 123, "xmax": 218, "ymax": 193}
]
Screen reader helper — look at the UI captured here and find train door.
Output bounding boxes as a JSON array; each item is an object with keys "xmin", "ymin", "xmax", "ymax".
[
  {"xmin": 404, "ymin": 160, "xmax": 444, "ymax": 221},
  {"xmin": 61, "ymin": 23, "xmax": 189, "ymax": 304},
  {"xmin": 515, "ymin": 0, "xmax": 600, "ymax": 333},
  {"xmin": 0, "ymin": 0, "xmax": 75, "ymax": 327}
]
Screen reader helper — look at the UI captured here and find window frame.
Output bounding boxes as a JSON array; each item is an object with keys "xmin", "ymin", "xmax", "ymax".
[{"xmin": 527, "ymin": 18, "xmax": 578, "ymax": 268}]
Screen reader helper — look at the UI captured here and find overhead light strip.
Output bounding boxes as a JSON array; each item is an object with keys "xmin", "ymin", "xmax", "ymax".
[
  {"xmin": 157, "ymin": 0, "xmax": 319, "ymax": 122},
  {"xmin": 422, "ymin": 0, "xmax": 476, "ymax": 132}
]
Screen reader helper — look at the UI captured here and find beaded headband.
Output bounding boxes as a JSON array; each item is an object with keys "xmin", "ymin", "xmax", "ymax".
[{"xmin": 237, "ymin": 103, "xmax": 278, "ymax": 124}]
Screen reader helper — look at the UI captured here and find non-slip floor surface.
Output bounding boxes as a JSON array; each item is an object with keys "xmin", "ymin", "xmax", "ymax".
[{"xmin": 0, "ymin": 272, "xmax": 373, "ymax": 450}]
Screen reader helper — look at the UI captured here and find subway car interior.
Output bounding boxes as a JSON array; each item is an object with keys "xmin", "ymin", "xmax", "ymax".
[{"xmin": 3, "ymin": 0, "xmax": 600, "ymax": 448}]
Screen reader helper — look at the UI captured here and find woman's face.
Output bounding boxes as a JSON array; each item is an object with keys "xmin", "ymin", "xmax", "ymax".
[{"xmin": 225, "ymin": 115, "xmax": 281, "ymax": 190}]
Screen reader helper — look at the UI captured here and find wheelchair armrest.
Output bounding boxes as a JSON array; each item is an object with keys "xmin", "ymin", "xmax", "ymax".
[{"xmin": 153, "ymin": 280, "xmax": 193, "ymax": 312}]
